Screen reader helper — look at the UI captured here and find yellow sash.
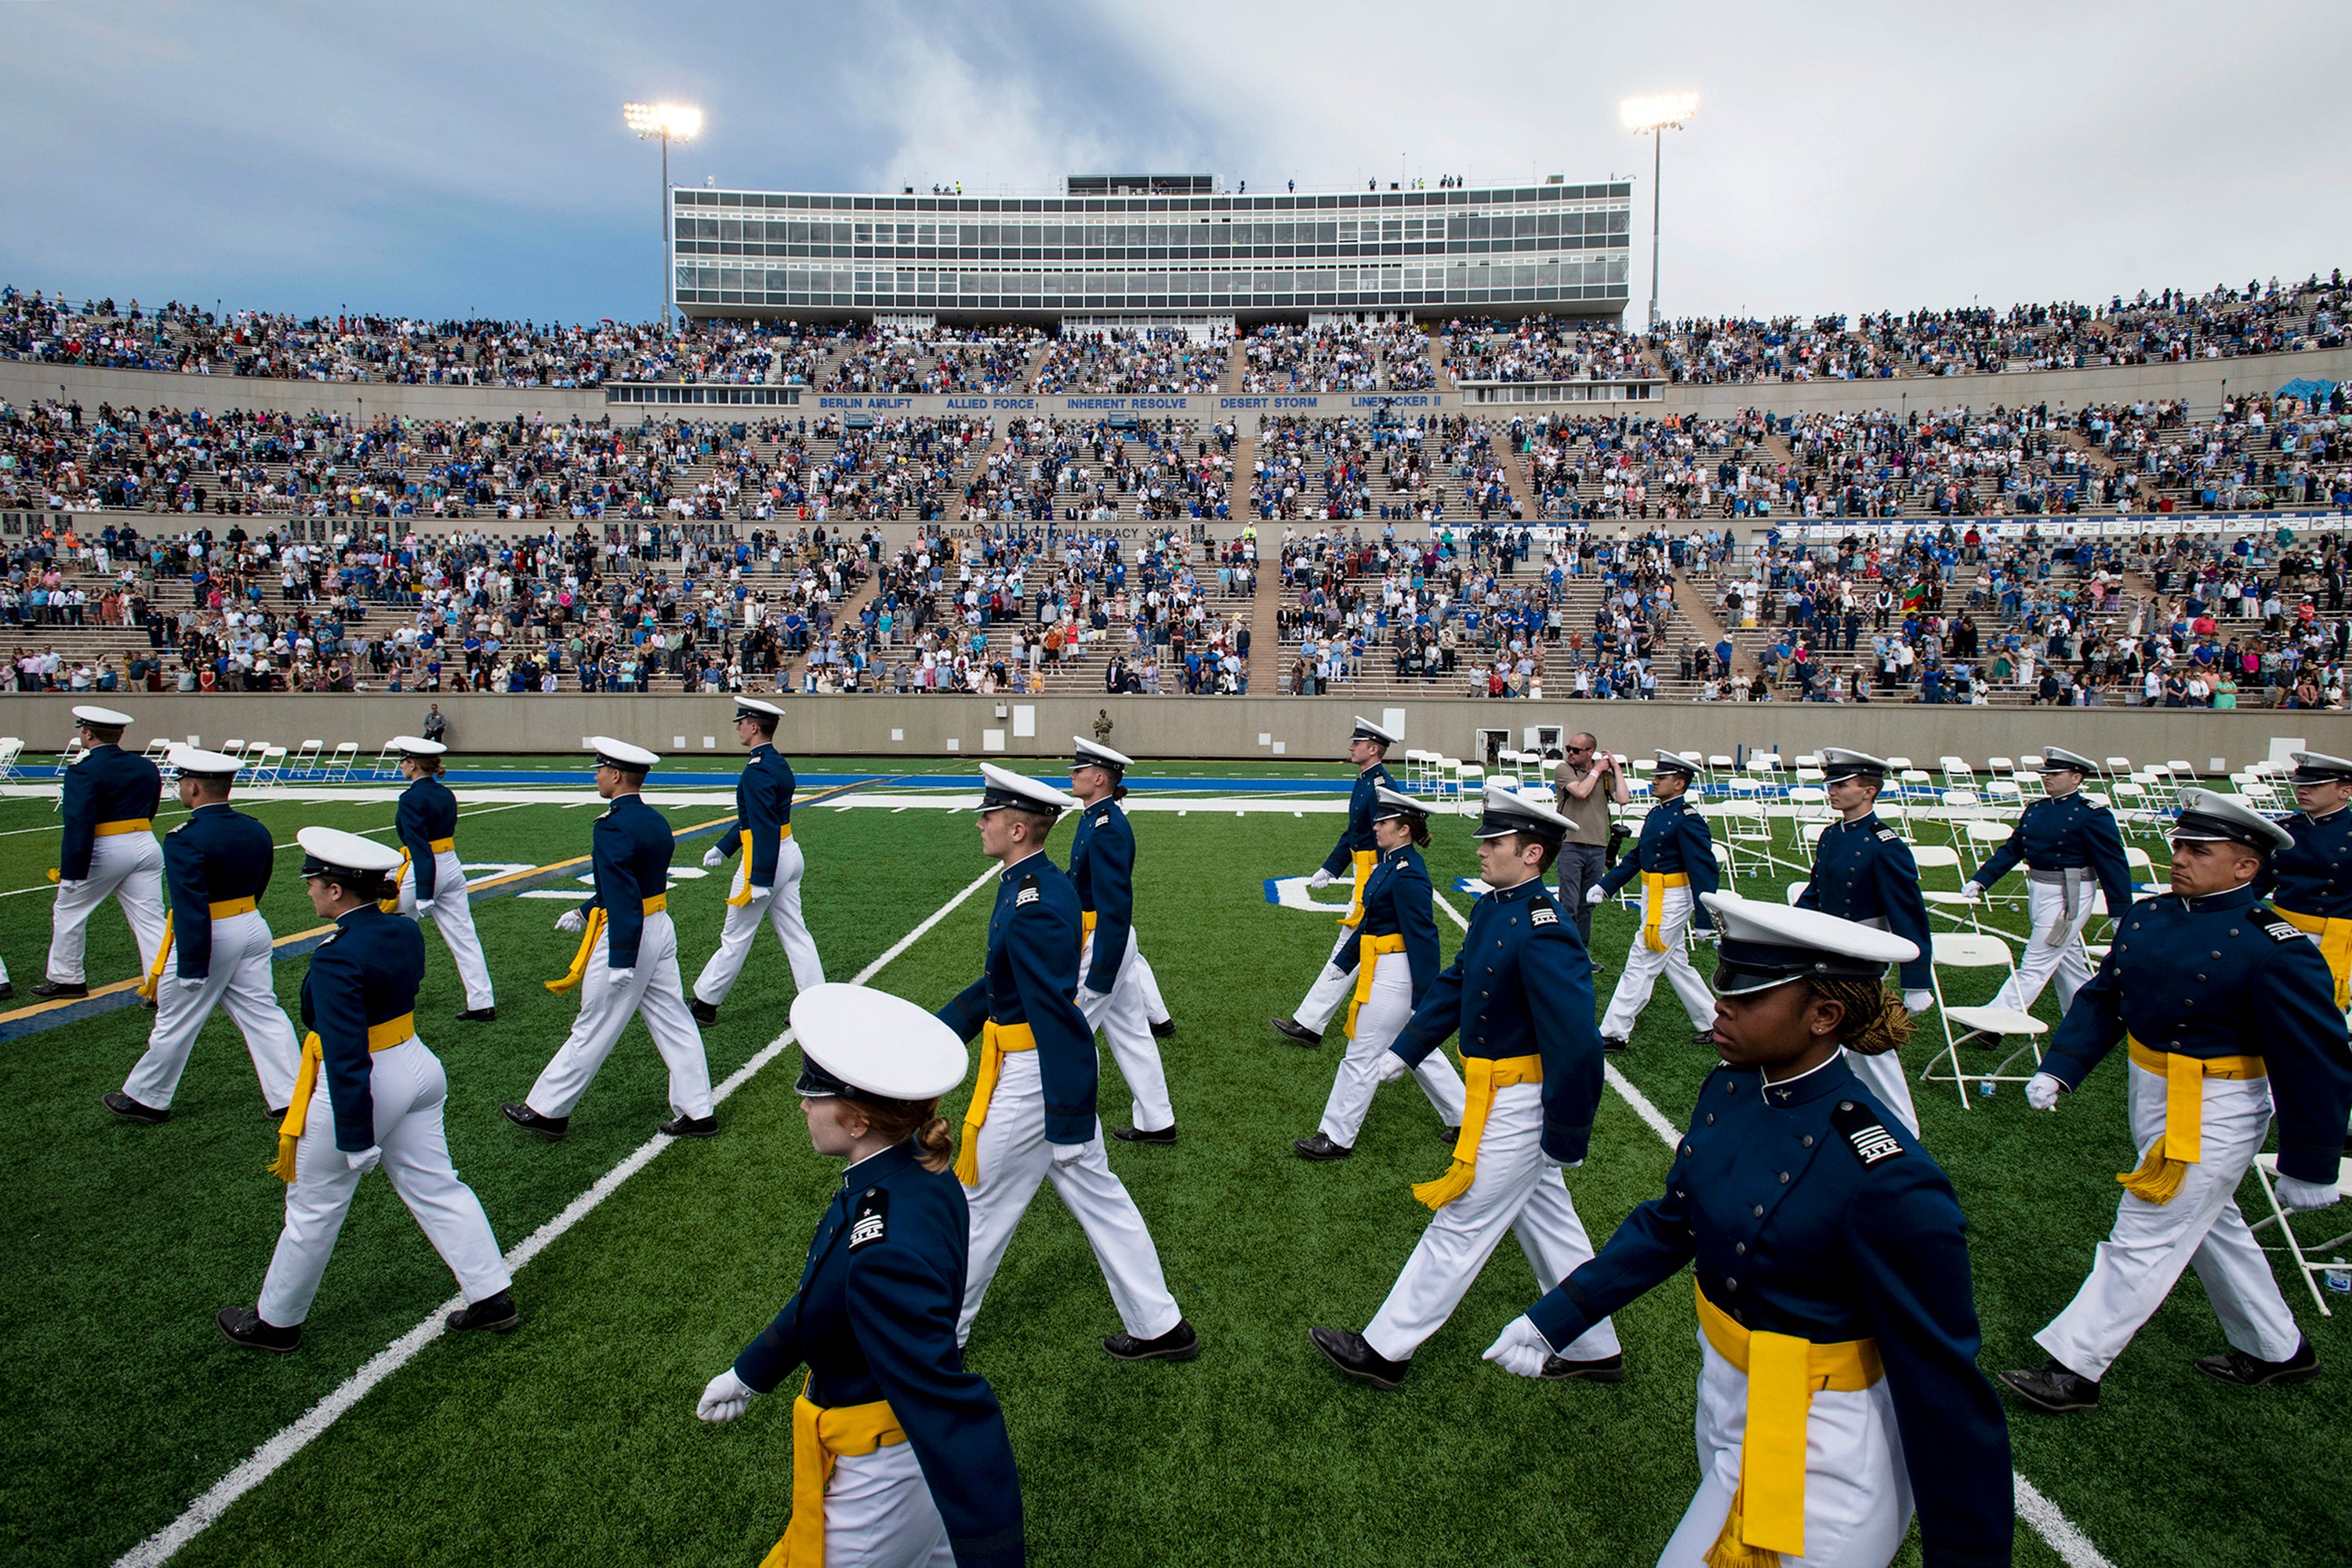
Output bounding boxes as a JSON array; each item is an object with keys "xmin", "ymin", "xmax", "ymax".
[
  {"xmin": 2118, "ymin": 1036, "xmax": 2267, "ymax": 1205},
  {"xmin": 1641, "ymin": 871, "xmax": 1690, "ymax": 953},
  {"xmin": 760, "ymin": 1376, "xmax": 905, "ymax": 1568},
  {"xmin": 1341, "ymin": 848, "xmax": 1377, "ymax": 926},
  {"xmin": 545, "ymin": 894, "xmax": 672, "ymax": 993},
  {"xmin": 728, "ymin": 825, "xmax": 793, "ymax": 907},
  {"xmin": 953, "ymin": 1019, "xmax": 1036, "ymax": 1187},
  {"xmin": 2273, "ymin": 905, "xmax": 2352, "ymax": 1010},
  {"xmin": 1694, "ymin": 1281, "xmax": 1882, "ymax": 1568},
  {"xmin": 1344, "ymin": 932, "xmax": 1407, "ymax": 1040},
  {"xmin": 209, "ymin": 897, "xmax": 257, "ymax": 917},
  {"xmin": 95, "ymin": 818, "xmax": 152, "ymax": 836},
  {"xmin": 268, "ymin": 1013, "xmax": 416, "ymax": 1181},
  {"xmin": 1413, "ymin": 1052, "xmax": 1540, "ymax": 1209},
  {"xmin": 1081, "ymin": 910, "xmax": 1098, "ymax": 938},
  {"xmin": 136, "ymin": 912, "xmax": 175, "ymax": 1000},
  {"xmin": 378, "ymin": 840, "xmax": 453, "ymax": 913}
]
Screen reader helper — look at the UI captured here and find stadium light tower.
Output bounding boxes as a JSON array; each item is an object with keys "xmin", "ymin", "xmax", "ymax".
[
  {"xmin": 1621, "ymin": 93, "xmax": 1698, "ymax": 330},
  {"xmin": 624, "ymin": 102, "xmax": 703, "ymax": 332}
]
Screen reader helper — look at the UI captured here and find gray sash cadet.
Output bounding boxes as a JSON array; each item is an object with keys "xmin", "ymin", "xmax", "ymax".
[
  {"xmin": 1595, "ymin": 751, "xmax": 1721, "ymax": 1050},
  {"xmin": 217, "ymin": 829, "xmax": 514, "ymax": 1352},
  {"xmin": 1961, "ymin": 745, "xmax": 2134, "ymax": 1031},
  {"xmin": 1312, "ymin": 784, "xmax": 1621, "ymax": 1390},
  {"xmin": 2003, "ymin": 791, "xmax": 2352, "ymax": 1414},
  {"xmin": 691, "ymin": 697, "xmax": 825, "ymax": 1025},
  {"xmin": 383, "ymin": 735, "xmax": 496, "ymax": 1020},
  {"xmin": 38, "ymin": 705, "xmax": 166, "ymax": 1000},
  {"xmin": 503, "ymin": 739, "xmax": 716, "ymax": 1141},
  {"xmin": 1066, "ymin": 737, "xmax": 1178, "ymax": 1142},
  {"xmin": 108, "ymin": 746, "xmax": 301, "ymax": 1124},
  {"xmin": 1272, "ymin": 716, "xmax": 1401, "ymax": 1047}
]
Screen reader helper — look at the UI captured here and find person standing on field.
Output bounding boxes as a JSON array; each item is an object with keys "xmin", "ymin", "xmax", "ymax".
[{"xmin": 1552, "ymin": 732, "xmax": 1628, "ymax": 958}]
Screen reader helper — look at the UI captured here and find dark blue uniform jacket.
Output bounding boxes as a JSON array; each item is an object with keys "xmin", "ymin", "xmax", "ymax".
[
  {"xmin": 2267, "ymin": 807, "xmax": 2352, "ymax": 920},
  {"xmin": 394, "ymin": 775, "xmax": 459, "ymax": 902},
  {"xmin": 581, "ymin": 793, "xmax": 674, "ymax": 971},
  {"xmin": 736, "ymin": 1142, "xmax": 1025, "ymax": 1567},
  {"xmin": 162, "ymin": 802, "xmax": 276, "ymax": 981},
  {"xmin": 1334, "ymin": 844, "xmax": 1441, "ymax": 1005},
  {"xmin": 1066, "ymin": 798, "xmax": 1135, "ymax": 995},
  {"xmin": 1970, "ymin": 791, "xmax": 2134, "ymax": 916},
  {"xmin": 300, "ymin": 905, "xmax": 425, "ymax": 1154},
  {"xmin": 1598, "ymin": 794, "xmax": 1721, "ymax": 930},
  {"xmin": 1798, "ymin": 813, "xmax": 1933, "ymax": 990},
  {"xmin": 1319, "ymin": 761, "xmax": 1395, "ymax": 875},
  {"xmin": 714, "ymin": 744, "xmax": 798, "ymax": 890},
  {"xmin": 60, "ymin": 743, "xmax": 162, "ymax": 881},
  {"xmin": 938, "ymin": 852, "xmax": 1098, "ymax": 1146}
]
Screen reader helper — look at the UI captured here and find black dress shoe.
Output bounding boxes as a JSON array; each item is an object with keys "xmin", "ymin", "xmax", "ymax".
[
  {"xmin": 1104, "ymin": 1318, "xmax": 1200, "ymax": 1362},
  {"xmin": 688, "ymin": 998, "xmax": 718, "ymax": 1025},
  {"xmin": 1541, "ymin": 1352, "xmax": 1626, "ymax": 1383},
  {"xmin": 141, "ymin": 995, "xmax": 157, "ymax": 1011},
  {"xmin": 1436, "ymin": 1124, "xmax": 1462, "ymax": 1143},
  {"xmin": 1269, "ymin": 1016, "xmax": 1323, "ymax": 1047},
  {"xmin": 1294, "ymin": 1131, "xmax": 1353, "ymax": 1160},
  {"xmin": 31, "ymin": 979, "xmax": 86, "ymax": 1000},
  {"xmin": 0, "ymin": 982, "xmax": 13, "ymax": 1000},
  {"xmin": 448, "ymin": 1290, "xmax": 521, "ymax": 1333},
  {"xmin": 1309, "ymin": 1326, "xmax": 1408, "ymax": 1390},
  {"xmin": 1112, "ymin": 1124, "xmax": 1176, "ymax": 1145},
  {"xmin": 1951, "ymin": 1029, "xmax": 1998, "ymax": 1051},
  {"xmin": 1149, "ymin": 1017, "xmax": 1177, "ymax": 1039},
  {"xmin": 1999, "ymin": 1359, "xmax": 2101, "ymax": 1413},
  {"xmin": 2197, "ymin": 1335, "xmax": 2319, "ymax": 1387},
  {"xmin": 659, "ymin": 1112, "xmax": 719, "ymax": 1138},
  {"xmin": 500, "ymin": 1102, "xmax": 568, "ymax": 1140},
  {"xmin": 1692, "ymin": 1029, "xmax": 1719, "ymax": 1048},
  {"xmin": 103, "ymin": 1091, "xmax": 169, "ymax": 1125},
  {"xmin": 216, "ymin": 1305, "xmax": 301, "ymax": 1353},
  {"xmin": 456, "ymin": 1007, "xmax": 497, "ymax": 1023},
  {"xmin": 1602, "ymin": 1036, "xmax": 1628, "ymax": 1055},
  {"xmin": 264, "ymin": 1105, "xmax": 288, "ymax": 1120}
]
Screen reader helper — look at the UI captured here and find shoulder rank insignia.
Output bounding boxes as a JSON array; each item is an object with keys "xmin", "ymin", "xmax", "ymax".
[
  {"xmin": 1875, "ymin": 827, "xmax": 1899, "ymax": 842},
  {"xmin": 847, "ymin": 1188, "xmax": 889, "ymax": 1251},
  {"xmin": 1530, "ymin": 906, "xmax": 1559, "ymax": 927},
  {"xmin": 1831, "ymin": 1098, "xmax": 1905, "ymax": 1167},
  {"xmin": 1094, "ymin": 812, "xmax": 1109, "ymax": 829},
  {"xmin": 1014, "ymin": 873, "xmax": 1040, "ymax": 908},
  {"xmin": 2259, "ymin": 916, "xmax": 2306, "ymax": 943}
]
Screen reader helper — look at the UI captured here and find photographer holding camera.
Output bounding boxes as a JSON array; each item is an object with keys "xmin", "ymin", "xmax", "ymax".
[{"xmin": 1552, "ymin": 734, "xmax": 1629, "ymax": 961}]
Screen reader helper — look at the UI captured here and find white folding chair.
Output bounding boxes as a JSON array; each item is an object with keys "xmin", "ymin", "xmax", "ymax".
[
  {"xmin": 0, "ymin": 736, "xmax": 25, "ymax": 782},
  {"xmin": 2249, "ymin": 1153, "xmax": 2352, "ymax": 1316},
  {"xmin": 1918, "ymin": 933, "xmax": 2051, "ymax": 1106},
  {"xmin": 326, "ymin": 742, "xmax": 359, "ymax": 782},
  {"xmin": 372, "ymin": 741, "xmax": 405, "ymax": 779},
  {"xmin": 291, "ymin": 739, "xmax": 322, "ymax": 777},
  {"xmin": 251, "ymin": 745, "xmax": 288, "ymax": 789},
  {"xmin": 1913, "ymin": 845, "xmax": 1988, "ymax": 935}
]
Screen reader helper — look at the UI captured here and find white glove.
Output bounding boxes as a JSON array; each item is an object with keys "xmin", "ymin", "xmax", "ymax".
[
  {"xmin": 701, "ymin": 844, "xmax": 724, "ymax": 869},
  {"xmin": 745, "ymin": 882, "xmax": 771, "ymax": 902},
  {"xmin": 2025, "ymin": 1072, "xmax": 2064, "ymax": 1112},
  {"xmin": 177, "ymin": 975, "xmax": 205, "ymax": 991},
  {"xmin": 1073, "ymin": 984, "xmax": 1108, "ymax": 1011},
  {"xmin": 2274, "ymin": 1175, "xmax": 2343, "ymax": 1212},
  {"xmin": 345, "ymin": 1145, "xmax": 382, "ymax": 1175},
  {"xmin": 1307, "ymin": 868, "xmax": 1334, "ymax": 890},
  {"xmin": 1050, "ymin": 1138, "xmax": 1087, "ymax": 1165},
  {"xmin": 1374, "ymin": 1050, "xmax": 1413, "ymax": 1083},
  {"xmin": 1903, "ymin": 989, "xmax": 1934, "ymax": 1014},
  {"xmin": 1960, "ymin": 881, "xmax": 1984, "ymax": 902},
  {"xmin": 414, "ymin": 898, "xmax": 435, "ymax": 916},
  {"xmin": 557, "ymin": 908, "xmax": 586, "ymax": 934},
  {"xmin": 606, "ymin": 967, "xmax": 635, "ymax": 989},
  {"xmin": 1480, "ymin": 1315, "xmax": 1556, "ymax": 1380},
  {"xmin": 1586, "ymin": 884, "xmax": 1606, "ymax": 906},
  {"xmin": 56, "ymin": 879, "xmax": 85, "ymax": 892},
  {"xmin": 696, "ymin": 1367, "xmax": 757, "ymax": 1423},
  {"xmin": 1690, "ymin": 928, "xmax": 1719, "ymax": 946}
]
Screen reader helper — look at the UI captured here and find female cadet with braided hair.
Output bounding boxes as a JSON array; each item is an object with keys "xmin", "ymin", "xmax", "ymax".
[{"xmin": 1485, "ymin": 895, "xmax": 2013, "ymax": 1568}]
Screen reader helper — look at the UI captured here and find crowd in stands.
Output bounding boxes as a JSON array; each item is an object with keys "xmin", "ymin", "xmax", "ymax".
[
  {"xmin": 1443, "ymin": 318, "xmax": 1648, "ymax": 385},
  {"xmin": 1030, "ymin": 328, "xmax": 1226, "ymax": 394},
  {"xmin": 1235, "ymin": 321, "xmax": 1434, "ymax": 393},
  {"xmin": 1249, "ymin": 413, "xmax": 1523, "ymax": 525},
  {"xmin": 955, "ymin": 417, "xmax": 1238, "ymax": 524},
  {"xmin": 817, "ymin": 325, "xmax": 1044, "ymax": 394}
]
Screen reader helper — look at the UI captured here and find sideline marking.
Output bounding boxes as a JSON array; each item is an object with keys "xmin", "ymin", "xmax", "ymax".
[
  {"xmin": 1427, "ymin": 889, "xmax": 2114, "ymax": 1568},
  {"xmin": 112, "ymin": 862, "xmax": 998, "ymax": 1568}
]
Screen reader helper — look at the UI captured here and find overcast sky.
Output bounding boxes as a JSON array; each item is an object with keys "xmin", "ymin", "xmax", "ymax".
[{"xmin": 7, "ymin": 0, "xmax": 2348, "ymax": 327}]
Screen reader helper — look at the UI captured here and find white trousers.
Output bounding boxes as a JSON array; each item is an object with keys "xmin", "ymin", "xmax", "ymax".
[
  {"xmin": 525, "ymin": 913, "xmax": 714, "ymax": 1121},
  {"xmin": 957, "ymin": 1051, "xmax": 1182, "ymax": 1346},
  {"xmin": 2035, "ymin": 1066, "xmax": 2301, "ymax": 1380},
  {"xmin": 1987, "ymin": 879, "xmax": 2096, "ymax": 1019},
  {"xmin": 257, "ymin": 1036, "xmax": 511, "ymax": 1325},
  {"xmin": 1132, "ymin": 946, "xmax": 1171, "ymax": 1025},
  {"xmin": 693, "ymin": 837, "xmax": 825, "ymax": 1004},
  {"xmin": 48, "ymin": 830, "xmax": 167, "ymax": 985},
  {"xmin": 1600, "ymin": 884, "xmax": 1717, "ymax": 1038},
  {"xmin": 1080, "ymin": 927, "xmax": 1173, "ymax": 1132},
  {"xmin": 122, "ymin": 910, "xmax": 301, "ymax": 1111},
  {"xmin": 1319, "ymin": 951, "xmax": 1467, "ymax": 1146},
  {"xmin": 1654, "ymin": 1336, "xmax": 1911, "ymax": 1568},
  {"xmin": 1294, "ymin": 923, "xmax": 1360, "ymax": 1035},
  {"xmin": 818, "ymin": 1439, "xmax": 953, "ymax": 1568},
  {"xmin": 1842, "ymin": 1047, "xmax": 1920, "ymax": 1138},
  {"xmin": 1363, "ymin": 1082, "xmax": 1621, "ymax": 1363},
  {"xmin": 391, "ymin": 849, "xmax": 495, "ymax": 1011}
]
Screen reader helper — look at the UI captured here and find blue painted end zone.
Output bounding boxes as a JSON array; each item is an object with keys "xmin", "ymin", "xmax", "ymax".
[{"xmin": 1262, "ymin": 877, "xmax": 1282, "ymax": 905}]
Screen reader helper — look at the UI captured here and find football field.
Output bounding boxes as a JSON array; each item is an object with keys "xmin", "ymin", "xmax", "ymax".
[{"xmin": 1, "ymin": 771, "xmax": 2344, "ymax": 1568}]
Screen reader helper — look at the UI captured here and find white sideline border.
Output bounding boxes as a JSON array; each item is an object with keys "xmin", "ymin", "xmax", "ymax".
[
  {"xmin": 115, "ymin": 865, "xmax": 999, "ymax": 1568},
  {"xmin": 1428, "ymin": 890, "xmax": 2114, "ymax": 1568}
]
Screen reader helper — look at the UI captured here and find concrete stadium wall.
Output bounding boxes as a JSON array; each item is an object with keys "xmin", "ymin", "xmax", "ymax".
[
  {"xmin": 5, "ymin": 691, "xmax": 2348, "ymax": 774},
  {"xmin": 0, "ymin": 361, "xmax": 604, "ymax": 423},
  {"xmin": 1665, "ymin": 348, "xmax": 2352, "ymax": 421}
]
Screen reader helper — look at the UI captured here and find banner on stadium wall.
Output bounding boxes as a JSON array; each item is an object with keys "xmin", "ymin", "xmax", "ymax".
[
  {"xmin": 768, "ymin": 385, "xmax": 1661, "ymax": 420},
  {"xmin": 1783, "ymin": 509, "xmax": 2343, "ymax": 546}
]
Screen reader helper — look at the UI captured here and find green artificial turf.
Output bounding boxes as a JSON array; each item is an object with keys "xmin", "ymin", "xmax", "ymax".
[{"xmin": 0, "ymin": 791, "xmax": 2341, "ymax": 1567}]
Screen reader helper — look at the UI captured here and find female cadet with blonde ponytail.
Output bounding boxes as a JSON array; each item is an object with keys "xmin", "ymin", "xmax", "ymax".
[
  {"xmin": 1485, "ymin": 895, "xmax": 2013, "ymax": 1568},
  {"xmin": 697, "ymin": 983, "xmax": 1024, "ymax": 1568}
]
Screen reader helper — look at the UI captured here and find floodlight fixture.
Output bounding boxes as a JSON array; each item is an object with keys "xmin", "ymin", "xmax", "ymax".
[
  {"xmin": 1621, "ymin": 93, "xmax": 1698, "ymax": 328},
  {"xmin": 622, "ymin": 103, "xmax": 704, "ymax": 330}
]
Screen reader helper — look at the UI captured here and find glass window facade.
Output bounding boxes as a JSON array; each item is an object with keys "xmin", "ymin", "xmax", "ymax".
[{"xmin": 669, "ymin": 184, "xmax": 1633, "ymax": 321}]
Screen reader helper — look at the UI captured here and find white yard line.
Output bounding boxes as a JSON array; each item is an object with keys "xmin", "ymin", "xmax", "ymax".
[
  {"xmin": 114, "ymin": 864, "xmax": 999, "ymax": 1568},
  {"xmin": 1427, "ymin": 889, "xmax": 2114, "ymax": 1568}
]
